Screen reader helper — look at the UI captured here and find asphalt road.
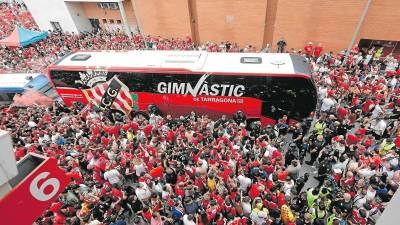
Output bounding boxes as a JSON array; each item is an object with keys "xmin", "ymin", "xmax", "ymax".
[{"xmin": 279, "ymin": 132, "xmax": 319, "ymax": 192}]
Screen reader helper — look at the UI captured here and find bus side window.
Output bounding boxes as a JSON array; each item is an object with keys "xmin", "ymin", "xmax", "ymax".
[
  {"xmin": 253, "ymin": 76, "xmax": 268, "ymax": 99},
  {"xmin": 116, "ymin": 72, "xmax": 147, "ymax": 92},
  {"xmin": 51, "ymin": 71, "xmax": 81, "ymax": 88},
  {"xmin": 224, "ymin": 75, "xmax": 268, "ymax": 98}
]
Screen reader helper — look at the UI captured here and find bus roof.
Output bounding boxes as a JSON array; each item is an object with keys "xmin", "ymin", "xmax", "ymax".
[{"xmin": 53, "ymin": 51, "xmax": 311, "ymax": 76}]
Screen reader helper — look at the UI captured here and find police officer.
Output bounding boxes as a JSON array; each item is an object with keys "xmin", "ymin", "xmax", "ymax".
[
  {"xmin": 299, "ymin": 137, "xmax": 310, "ymax": 163},
  {"xmin": 311, "ymin": 201, "xmax": 328, "ymax": 225},
  {"xmin": 291, "ymin": 122, "xmax": 304, "ymax": 148},
  {"xmin": 307, "ymin": 187, "xmax": 320, "ymax": 208},
  {"xmin": 285, "ymin": 143, "xmax": 299, "ymax": 167}
]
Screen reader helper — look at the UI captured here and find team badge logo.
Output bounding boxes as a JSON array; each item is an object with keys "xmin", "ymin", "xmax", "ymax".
[{"xmin": 75, "ymin": 68, "xmax": 108, "ymax": 88}]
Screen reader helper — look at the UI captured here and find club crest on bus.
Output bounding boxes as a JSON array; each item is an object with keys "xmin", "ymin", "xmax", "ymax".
[
  {"xmin": 157, "ymin": 73, "xmax": 245, "ymax": 97},
  {"xmin": 75, "ymin": 69, "xmax": 108, "ymax": 88}
]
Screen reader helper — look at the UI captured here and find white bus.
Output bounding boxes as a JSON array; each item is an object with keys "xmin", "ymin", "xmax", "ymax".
[{"xmin": 48, "ymin": 50, "xmax": 317, "ymax": 124}]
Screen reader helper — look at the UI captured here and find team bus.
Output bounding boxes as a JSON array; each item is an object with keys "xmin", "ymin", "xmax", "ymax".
[{"xmin": 48, "ymin": 50, "xmax": 317, "ymax": 124}]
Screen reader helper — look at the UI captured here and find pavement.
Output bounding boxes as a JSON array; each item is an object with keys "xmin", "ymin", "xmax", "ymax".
[
  {"xmin": 299, "ymin": 154, "xmax": 319, "ymax": 191},
  {"xmin": 278, "ymin": 132, "xmax": 319, "ymax": 192}
]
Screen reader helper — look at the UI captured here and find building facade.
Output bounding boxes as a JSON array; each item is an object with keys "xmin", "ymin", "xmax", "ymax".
[
  {"xmin": 23, "ymin": 0, "xmax": 400, "ymax": 53},
  {"xmin": 23, "ymin": 0, "xmax": 137, "ymax": 36}
]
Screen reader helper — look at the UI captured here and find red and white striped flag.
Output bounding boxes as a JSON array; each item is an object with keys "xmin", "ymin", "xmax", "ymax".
[{"xmin": 82, "ymin": 76, "xmax": 133, "ymax": 115}]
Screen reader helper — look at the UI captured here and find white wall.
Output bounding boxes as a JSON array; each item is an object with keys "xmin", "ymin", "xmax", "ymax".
[
  {"xmin": 0, "ymin": 130, "xmax": 18, "ymax": 199},
  {"xmin": 377, "ymin": 189, "xmax": 400, "ymax": 225},
  {"xmin": 23, "ymin": 0, "xmax": 79, "ymax": 33},
  {"xmin": 65, "ymin": 2, "xmax": 92, "ymax": 32},
  {"xmin": 23, "ymin": 0, "xmax": 93, "ymax": 34}
]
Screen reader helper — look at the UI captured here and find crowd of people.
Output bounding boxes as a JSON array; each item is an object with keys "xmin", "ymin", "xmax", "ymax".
[
  {"xmin": 1, "ymin": 44, "xmax": 399, "ymax": 225},
  {"xmin": 0, "ymin": 2, "xmax": 36, "ymax": 37},
  {"xmin": 2, "ymin": 2, "xmax": 400, "ymax": 225}
]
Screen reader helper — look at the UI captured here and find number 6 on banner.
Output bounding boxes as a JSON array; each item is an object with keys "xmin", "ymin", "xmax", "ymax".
[{"xmin": 29, "ymin": 172, "xmax": 60, "ymax": 201}]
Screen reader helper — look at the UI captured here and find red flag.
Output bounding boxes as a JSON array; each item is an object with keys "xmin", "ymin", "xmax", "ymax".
[{"xmin": 82, "ymin": 76, "xmax": 133, "ymax": 115}]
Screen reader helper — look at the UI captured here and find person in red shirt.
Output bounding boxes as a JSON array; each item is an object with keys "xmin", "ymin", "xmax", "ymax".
[
  {"xmin": 140, "ymin": 205, "xmax": 152, "ymax": 222},
  {"xmin": 15, "ymin": 146, "xmax": 26, "ymax": 160},
  {"xmin": 111, "ymin": 123, "xmax": 121, "ymax": 138},
  {"xmin": 346, "ymin": 133, "xmax": 361, "ymax": 146},
  {"xmin": 362, "ymin": 98, "xmax": 374, "ymax": 113},
  {"xmin": 277, "ymin": 168, "xmax": 289, "ymax": 182},
  {"xmin": 206, "ymin": 200, "xmax": 221, "ymax": 221},
  {"xmin": 351, "ymin": 44, "xmax": 359, "ymax": 54},
  {"xmin": 395, "ymin": 135, "xmax": 400, "ymax": 148},
  {"xmin": 263, "ymin": 160, "xmax": 275, "ymax": 176},
  {"xmin": 341, "ymin": 171, "xmax": 355, "ymax": 189},
  {"xmin": 143, "ymin": 122, "xmax": 154, "ymax": 137},
  {"xmin": 313, "ymin": 43, "xmax": 323, "ymax": 58},
  {"xmin": 337, "ymin": 106, "xmax": 348, "ymax": 121},
  {"xmin": 53, "ymin": 211, "xmax": 66, "ymax": 225},
  {"xmin": 149, "ymin": 164, "xmax": 164, "ymax": 178},
  {"xmin": 248, "ymin": 182, "xmax": 262, "ymax": 199},
  {"xmin": 349, "ymin": 208, "xmax": 368, "ymax": 225},
  {"xmin": 304, "ymin": 42, "xmax": 313, "ymax": 56}
]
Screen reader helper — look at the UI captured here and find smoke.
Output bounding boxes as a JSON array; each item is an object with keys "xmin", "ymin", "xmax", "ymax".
[{"xmin": 12, "ymin": 90, "xmax": 53, "ymax": 107}]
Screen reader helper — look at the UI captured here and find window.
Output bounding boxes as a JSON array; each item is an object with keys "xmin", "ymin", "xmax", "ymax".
[
  {"xmin": 102, "ymin": 3, "xmax": 109, "ymax": 9},
  {"xmin": 50, "ymin": 21, "xmax": 62, "ymax": 32},
  {"xmin": 102, "ymin": 19, "xmax": 107, "ymax": 23},
  {"xmin": 50, "ymin": 71, "xmax": 156, "ymax": 93},
  {"xmin": 89, "ymin": 18, "xmax": 101, "ymax": 30},
  {"xmin": 97, "ymin": 2, "xmax": 119, "ymax": 10},
  {"xmin": 117, "ymin": 73, "xmax": 151, "ymax": 92},
  {"xmin": 109, "ymin": 3, "xmax": 119, "ymax": 9},
  {"xmin": 260, "ymin": 77, "xmax": 316, "ymax": 120},
  {"xmin": 50, "ymin": 71, "xmax": 82, "ymax": 89},
  {"xmin": 109, "ymin": 19, "xmax": 114, "ymax": 24},
  {"xmin": 240, "ymin": 57, "xmax": 262, "ymax": 64},
  {"xmin": 116, "ymin": 20, "xmax": 122, "ymax": 24},
  {"xmin": 71, "ymin": 54, "xmax": 91, "ymax": 61}
]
